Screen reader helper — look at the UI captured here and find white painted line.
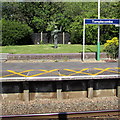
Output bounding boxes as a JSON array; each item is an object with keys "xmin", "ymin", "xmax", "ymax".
[{"xmin": 0, "ymin": 74, "xmax": 119, "ymax": 81}]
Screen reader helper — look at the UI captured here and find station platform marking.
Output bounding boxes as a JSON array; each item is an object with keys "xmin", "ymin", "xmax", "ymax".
[{"xmin": 1, "ymin": 67, "xmax": 120, "ymax": 78}]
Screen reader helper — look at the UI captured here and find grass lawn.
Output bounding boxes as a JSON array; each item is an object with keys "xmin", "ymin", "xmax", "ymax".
[{"xmin": 1, "ymin": 44, "xmax": 104, "ymax": 54}]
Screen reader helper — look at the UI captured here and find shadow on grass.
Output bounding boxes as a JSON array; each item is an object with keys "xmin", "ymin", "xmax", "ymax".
[
  {"xmin": 51, "ymin": 45, "xmax": 61, "ymax": 48},
  {"xmin": 86, "ymin": 48, "xmax": 94, "ymax": 52}
]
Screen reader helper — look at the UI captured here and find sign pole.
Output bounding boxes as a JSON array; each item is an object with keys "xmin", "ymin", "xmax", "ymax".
[
  {"xmin": 83, "ymin": 19, "xmax": 85, "ymax": 61},
  {"xmin": 84, "ymin": 18, "xmax": 119, "ymax": 61},
  {"xmin": 118, "ymin": 20, "xmax": 120, "ymax": 62},
  {"xmin": 97, "ymin": 0, "xmax": 100, "ymax": 61},
  {"xmin": 115, "ymin": 20, "xmax": 120, "ymax": 62}
]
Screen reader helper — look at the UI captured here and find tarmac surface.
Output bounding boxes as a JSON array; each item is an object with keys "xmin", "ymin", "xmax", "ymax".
[{"xmin": 1, "ymin": 61, "xmax": 119, "ymax": 78}]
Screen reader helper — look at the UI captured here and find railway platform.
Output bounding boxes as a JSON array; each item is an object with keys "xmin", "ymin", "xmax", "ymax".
[
  {"xmin": 0, "ymin": 56, "xmax": 120, "ymax": 119},
  {"xmin": 1, "ymin": 61, "xmax": 119, "ymax": 78}
]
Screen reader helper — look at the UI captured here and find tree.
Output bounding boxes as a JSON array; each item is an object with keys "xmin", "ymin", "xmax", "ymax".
[
  {"xmin": 2, "ymin": 2, "xmax": 65, "ymax": 33},
  {"xmin": 2, "ymin": 19, "xmax": 33, "ymax": 46},
  {"xmin": 2, "ymin": 2, "xmax": 119, "ymax": 45},
  {"xmin": 63, "ymin": 2, "xmax": 98, "ymax": 44}
]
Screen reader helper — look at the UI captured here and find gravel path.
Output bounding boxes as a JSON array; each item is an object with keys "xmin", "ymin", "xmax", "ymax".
[{"xmin": 1, "ymin": 97, "xmax": 119, "ymax": 115}]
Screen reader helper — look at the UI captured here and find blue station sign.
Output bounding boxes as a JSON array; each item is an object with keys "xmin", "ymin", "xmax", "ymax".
[{"xmin": 85, "ymin": 19, "xmax": 119, "ymax": 25}]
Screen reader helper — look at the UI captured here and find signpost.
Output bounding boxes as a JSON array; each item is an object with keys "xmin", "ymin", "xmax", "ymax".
[
  {"xmin": 98, "ymin": 0, "xmax": 100, "ymax": 61},
  {"xmin": 85, "ymin": 19, "xmax": 119, "ymax": 25},
  {"xmin": 115, "ymin": 20, "xmax": 120, "ymax": 61},
  {"xmin": 83, "ymin": 19, "xmax": 120, "ymax": 61}
]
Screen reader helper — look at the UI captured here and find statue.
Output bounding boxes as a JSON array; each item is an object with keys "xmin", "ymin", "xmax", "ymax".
[{"xmin": 51, "ymin": 26, "xmax": 62, "ymax": 48}]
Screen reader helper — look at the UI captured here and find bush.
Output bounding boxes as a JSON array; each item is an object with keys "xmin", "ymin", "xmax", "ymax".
[
  {"xmin": 2, "ymin": 19, "xmax": 33, "ymax": 46},
  {"xmin": 104, "ymin": 37, "xmax": 118, "ymax": 59}
]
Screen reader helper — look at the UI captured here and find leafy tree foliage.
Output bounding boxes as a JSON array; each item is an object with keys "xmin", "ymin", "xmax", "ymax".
[
  {"xmin": 2, "ymin": 2, "xmax": 119, "ymax": 45},
  {"xmin": 2, "ymin": 19, "xmax": 33, "ymax": 45}
]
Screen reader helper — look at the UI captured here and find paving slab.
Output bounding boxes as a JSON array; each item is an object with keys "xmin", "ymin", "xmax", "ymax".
[{"xmin": 1, "ymin": 61, "xmax": 119, "ymax": 78}]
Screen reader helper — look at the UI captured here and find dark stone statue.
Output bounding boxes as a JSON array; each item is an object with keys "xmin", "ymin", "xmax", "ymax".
[{"xmin": 51, "ymin": 26, "xmax": 62, "ymax": 48}]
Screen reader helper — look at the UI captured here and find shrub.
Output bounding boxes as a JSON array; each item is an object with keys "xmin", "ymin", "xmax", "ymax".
[
  {"xmin": 104, "ymin": 37, "xmax": 118, "ymax": 59},
  {"xmin": 2, "ymin": 19, "xmax": 33, "ymax": 46}
]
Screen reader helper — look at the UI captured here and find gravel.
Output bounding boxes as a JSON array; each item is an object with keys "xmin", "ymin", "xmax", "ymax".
[{"xmin": 1, "ymin": 97, "xmax": 119, "ymax": 115}]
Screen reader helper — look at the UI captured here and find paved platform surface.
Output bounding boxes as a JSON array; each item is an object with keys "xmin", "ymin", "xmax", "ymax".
[{"xmin": 1, "ymin": 61, "xmax": 119, "ymax": 78}]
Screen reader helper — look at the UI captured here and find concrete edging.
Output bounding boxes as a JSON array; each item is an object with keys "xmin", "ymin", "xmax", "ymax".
[
  {"xmin": 5, "ymin": 52, "xmax": 108, "ymax": 60},
  {"xmin": 1, "ymin": 75, "xmax": 120, "ymax": 101},
  {"xmin": 0, "ymin": 74, "xmax": 119, "ymax": 82}
]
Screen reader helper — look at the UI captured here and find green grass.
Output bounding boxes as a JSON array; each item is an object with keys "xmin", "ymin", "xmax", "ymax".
[{"xmin": 1, "ymin": 44, "xmax": 104, "ymax": 54}]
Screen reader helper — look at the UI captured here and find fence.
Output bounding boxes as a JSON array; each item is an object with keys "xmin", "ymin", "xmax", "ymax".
[{"xmin": 31, "ymin": 32, "xmax": 70, "ymax": 44}]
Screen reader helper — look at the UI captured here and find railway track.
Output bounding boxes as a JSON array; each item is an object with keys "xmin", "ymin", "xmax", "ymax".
[{"xmin": 1, "ymin": 109, "xmax": 120, "ymax": 120}]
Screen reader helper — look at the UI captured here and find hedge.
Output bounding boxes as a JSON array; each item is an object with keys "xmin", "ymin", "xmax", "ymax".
[{"xmin": 2, "ymin": 19, "xmax": 33, "ymax": 46}]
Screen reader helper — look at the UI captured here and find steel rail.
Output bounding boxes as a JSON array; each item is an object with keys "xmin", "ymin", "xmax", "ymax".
[{"xmin": 0, "ymin": 109, "xmax": 120, "ymax": 119}]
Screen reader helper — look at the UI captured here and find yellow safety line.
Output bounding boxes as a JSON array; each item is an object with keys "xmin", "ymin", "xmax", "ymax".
[
  {"xmin": 94, "ymin": 68, "xmax": 120, "ymax": 73},
  {"xmin": 63, "ymin": 68, "xmax": 94, "ymax": 76},
  {"xmin": 1, "ymin": 67, "xmax": 120, "ymax": 78},
  {"xmin": 28, "ymin": 69, "xmax": 59, "ymax": 77},
  {"xmin": 37, "ymin": 69, "xmax": 48, "ymax": 72},
  {"xmin": 92, "ymin": 68, "xmax": 111, "ymax": 76},
  {"xmin": 1, "ymin": 69, "xmax": 48, "ymax": 78},
  {"xmin": 62, "ymin": 69, "xmax": 79, "ymax": 76},
  {"xmin": 53, "ymin": 73, "xmax": 67, "ymax": 76},
  {"xmin": 7, "ymin": 70, "xmax": 28, "ymax": 77},
  {"xmin": 0, "ymin": 73, "xmax": 15, "ymax": 78},
  {"xmin": 63, "ymin": 69, "xmax": 79, "ymax": 73},
  {"xmin": 94, "ymin": 67, "xmax": 120, "ymax": 70},
  {"xmin": 1, "ymin": 69, "xmax": 34, "ymax": 78},
  {"xmin": 68, "ymin": 72, "xmax": 93, "ymax": 76},
  {"xmin": 112, "ymin": 67, "xmax": 120, "ymax": 69}
]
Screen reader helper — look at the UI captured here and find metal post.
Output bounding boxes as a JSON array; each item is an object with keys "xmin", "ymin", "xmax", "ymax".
[
  {"xmin": 41, "ymin": 32, "xmax": 43, "ymax": 44},
  {"xmin": 97, "ymin": 0, "xmax": 100, "ymax": 61},
  {"xmin": 83, "ymin": 19, "xmax": 85, "ymax": 61},
  {"xmin": 63, "ymin": 32, "xmax": 65, "ymax": 44},
  {"xmin": 118, "ymin": 19, "xmax": 120, "ymax": 62},
  {"xmin": 97, "ymin": 26, "xmax": 100, "ymax": 61},
  {"xmin": 115, "ymin": 20, "xmax": 120, "ymax": 61}
]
